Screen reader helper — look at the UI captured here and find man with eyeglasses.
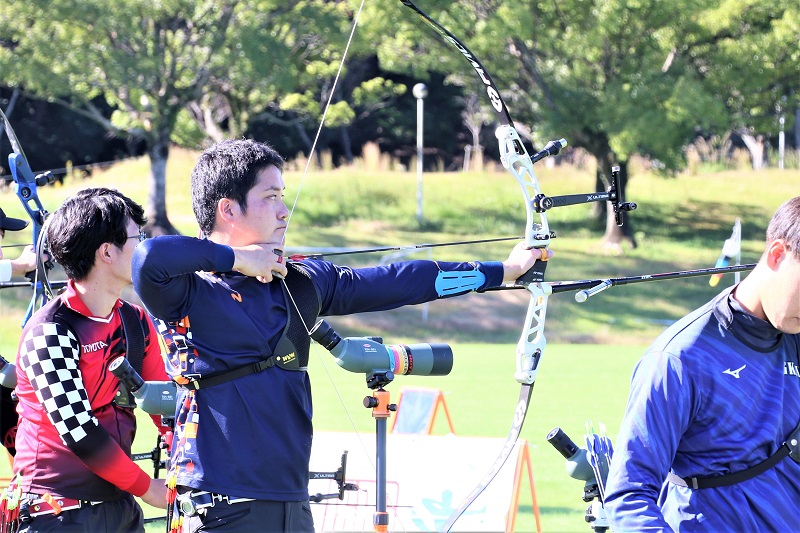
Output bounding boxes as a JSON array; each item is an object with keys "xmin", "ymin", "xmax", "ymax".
[
  {"xmin": 0, "ymin": 207, "xmax": 37, "ymax": 283},
  {"xmin": 7, "ymin": 188, "xmax": 169, "ymax": 531}
]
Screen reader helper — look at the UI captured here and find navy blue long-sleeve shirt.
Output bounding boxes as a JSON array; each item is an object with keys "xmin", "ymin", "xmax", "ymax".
[{"xmin": 132, "ymin": 235, "xmax": 505, "ymax": 500}]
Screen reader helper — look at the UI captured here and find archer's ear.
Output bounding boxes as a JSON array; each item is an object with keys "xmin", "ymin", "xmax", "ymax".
[
  {"xmin": 96, "ymin": 242, "xmax": 114, "ymax": 266},
  {"xmin": 765, "ymin": 239, "xmax": 791, "ymax": 270},
  {"xmin": 216, "ymin": 198, "xmax": 238, "ymax": 227}
]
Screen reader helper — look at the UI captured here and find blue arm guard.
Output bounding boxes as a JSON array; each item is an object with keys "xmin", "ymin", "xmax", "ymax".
[{"xmin": 434, "ymin": 268, "xmax": 486, "ymax": 297}]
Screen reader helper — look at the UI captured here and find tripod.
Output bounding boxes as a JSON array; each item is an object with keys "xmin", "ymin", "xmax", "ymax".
[{"xmin": 363, "ymin": 370, "xmax": 397, "ymax": 533}]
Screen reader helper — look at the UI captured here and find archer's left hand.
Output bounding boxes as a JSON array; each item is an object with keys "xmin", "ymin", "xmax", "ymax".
[{"xmin": 501, "ymin": 242, "xmax": 553, "ymax": 283}]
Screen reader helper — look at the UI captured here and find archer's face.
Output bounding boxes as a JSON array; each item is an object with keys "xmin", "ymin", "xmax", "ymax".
[
  {"xmin": 231, "ymin": 165, "xmax": 289, "ymax": 246},
  {"xmin": 110, "ymin": 219, "xmax": 141, "ymax": 286},
  {"xmin": 765, "ymin": 247, "xmax": 800, "ymax": 334}
]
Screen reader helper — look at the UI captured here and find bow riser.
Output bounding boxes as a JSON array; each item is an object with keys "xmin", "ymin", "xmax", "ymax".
[
  {"xmin": 496, "ymin": 125, "xmax": 552, "ymax": 248},
  {"xmin": 516, "ymin": 284, "xmax": 551, "ymax": 384},
  {"xmin": 8, "ymin": 153, "xmax": 46, "ymax": 248},
  {"xmin": 397, "ymin": 2, "xmax": 557, "ymax": 529}
]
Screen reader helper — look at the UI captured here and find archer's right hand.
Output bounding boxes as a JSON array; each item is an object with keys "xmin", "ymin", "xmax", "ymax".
[{"xmin": 231, "ymin": 244, "xmax": 288, "ymax": 283}]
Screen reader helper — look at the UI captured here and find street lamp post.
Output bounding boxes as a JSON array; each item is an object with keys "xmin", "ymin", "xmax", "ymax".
[{"xmin": 412, "ymin": 83, "xmax": 428, "ymax": 224}]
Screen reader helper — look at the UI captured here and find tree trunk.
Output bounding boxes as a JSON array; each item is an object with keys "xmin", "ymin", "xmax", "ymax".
[
  {"xmin": 292, "ymin": 119, "xmax": 314, "ymax": 159},
  {"xmin": 473, "ymin": 145, "xmax": 484, "ymax": 172},
  {"xmin": 739, "ymin": 132, "xmax": 766, "ymax": 169},
  {"xmin": 469, "ymin": 125, "xmax": 483, "ymax": 171},
  {"xmin": 144, "ymin": 134, "xmax": 179, "ymax": 236},
  {"xmin": 340, "ymin": 126, "xmax": 353, "ymax": 164},
  {"xmin": 795, "ymin": 104, "xmax": 800, "ymax": 159},
  {"xmin": 591, "ymin": 171, "xmax": 607, "ymax": 223}
]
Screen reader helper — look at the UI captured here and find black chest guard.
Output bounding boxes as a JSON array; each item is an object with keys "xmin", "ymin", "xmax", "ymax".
[{"xmin": 272, "ymin": 262, "xmax": 321, "ymax": 370}]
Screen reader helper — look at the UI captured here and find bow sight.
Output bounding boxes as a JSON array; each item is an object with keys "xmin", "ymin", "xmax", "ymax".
[{"xmin": 532, "ymin": 161, "xmax": 637, "ymax": 227}]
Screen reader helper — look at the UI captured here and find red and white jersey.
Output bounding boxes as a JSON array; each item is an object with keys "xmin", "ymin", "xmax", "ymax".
[{"xmin": 14, "ymin": 281, "xmax": 168, "ymax": 501}]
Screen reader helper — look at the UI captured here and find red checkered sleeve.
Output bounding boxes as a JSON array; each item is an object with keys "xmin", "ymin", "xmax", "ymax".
[{"xmin": 19, "ymin": 321, "xmax": 150, "ymax": 495}]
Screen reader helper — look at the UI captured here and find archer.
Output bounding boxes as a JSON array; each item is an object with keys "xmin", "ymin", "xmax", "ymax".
[{"xmin": 131, "ymin": 138, "xmax": 549, "ymax": 533}]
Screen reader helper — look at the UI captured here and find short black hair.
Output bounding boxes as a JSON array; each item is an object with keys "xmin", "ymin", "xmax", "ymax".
[
  {"xmin": 766, "ymin": 196, "xmax": 800, "ymax": 258},
  {"xmin": 191, "ymin": 139, "xmax": 285, "ymax": 236},
  {"xmin": 46, "ymin": 187, "xmax": 146, "ymax": 281}
]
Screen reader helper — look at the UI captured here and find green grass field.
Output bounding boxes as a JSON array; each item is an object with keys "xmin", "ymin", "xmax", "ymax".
[
  {"xmin": 0, "ymin": 150, "xmax": 797, "ymax": 531},
  {"xmin": 306, "ymin": 342, "xmax": 645, "ymax": 532}
]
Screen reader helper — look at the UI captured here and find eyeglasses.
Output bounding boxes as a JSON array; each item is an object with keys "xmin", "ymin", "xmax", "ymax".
[{"xmin": 127, "ymin": 231, "xmax": 147, "ymax": 243}]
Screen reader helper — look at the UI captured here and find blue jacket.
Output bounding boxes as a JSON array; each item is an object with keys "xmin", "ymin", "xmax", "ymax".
[{"xmin": 605, "ymin": 287, "xmax": 800, "ymax": 531}]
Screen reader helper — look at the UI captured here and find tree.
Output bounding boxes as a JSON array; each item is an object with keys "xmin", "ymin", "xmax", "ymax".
[
  {"xmin": 186, "ymin": 1, "xmax": 354, "ymax": 148},
  {"xmin": 185, "ymin": 3, "xmax": 409, "ymax": 166},
  {"xmin": 1, "ymin": 1, "xmax": 417, "ymax": 222},
  {"xmin": 0, "ymin": 0, "xmax": 247, "ymax": 234},
  {"xmin": 674, "ymin": 0, "xmax": 799, "ymax": 168},
  {"xmin": 367, "ymin": 0, "xmax": 792, "ymax": 249}
]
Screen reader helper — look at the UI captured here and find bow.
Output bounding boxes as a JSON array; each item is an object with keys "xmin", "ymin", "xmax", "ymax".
[
  {"xmin": 0, "ymin": 107, "xmax": 56, "ymax": 326},
  {"xmin": 396, "ymin": 1, "xmax": 634, "ymax": 529},
  {"xmin": 397, "ymin": 3, "xmax": 549, "ymax": 528}
]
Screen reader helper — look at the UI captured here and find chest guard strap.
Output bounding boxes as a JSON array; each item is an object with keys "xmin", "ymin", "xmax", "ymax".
[
  {"xmin": 115, "ymin": 302, "xmax": 146, "ymax": 408},
  {"xmin": 179, "ymin": 262, "xmax": 320, "ymax": 390},
  {"xmin": 668, "ymin": 419, "xmax": 800, "ymax": 489},
  {"xmin": 274, "ymin": 262, "xmax": 320, "ymax": 370}
]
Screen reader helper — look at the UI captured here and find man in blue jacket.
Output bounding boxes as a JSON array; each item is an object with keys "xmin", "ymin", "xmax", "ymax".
[
  {"xmin": 605, "ymin": 196, "xmax": 800, "ymax": 531},
  {"xmin": 132, "ymin": 138, "xmax": 548, "ymax": 532}
]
